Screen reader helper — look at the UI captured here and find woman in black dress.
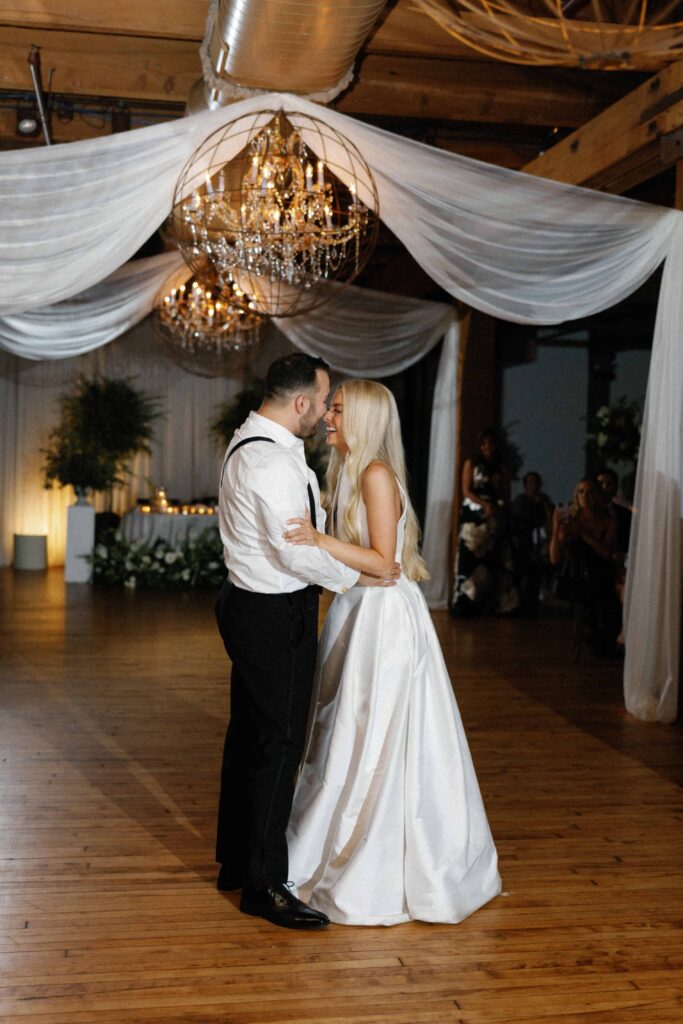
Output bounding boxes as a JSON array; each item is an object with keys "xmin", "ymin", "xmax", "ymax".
[{"xmin": 451, "ymin": 429, "xmax": 519, "ymax": 617}]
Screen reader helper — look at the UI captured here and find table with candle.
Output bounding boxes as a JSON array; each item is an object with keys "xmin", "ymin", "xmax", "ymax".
[{"xmin": 120, "ymin": 503, "xmax": 219, "ymax": 547}]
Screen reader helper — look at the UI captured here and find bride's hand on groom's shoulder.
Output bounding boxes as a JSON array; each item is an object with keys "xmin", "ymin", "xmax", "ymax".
[
  {"xmin": 284, "ymin": 512, "xmax": 320, "ymax": 547},
  {"xmin": 356, "ymin": 563, "xmax": 401, "ymax": 588}
]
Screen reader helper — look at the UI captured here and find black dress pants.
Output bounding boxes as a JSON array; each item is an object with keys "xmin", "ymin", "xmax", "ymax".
[{"xmin": 215, "ymin": 579, "xmax": 319, "ymax": 889}]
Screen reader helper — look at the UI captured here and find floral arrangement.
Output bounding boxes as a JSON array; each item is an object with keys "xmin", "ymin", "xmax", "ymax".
[
  {"xmin": 91, "ymin": 527, "xmax": 226, "ymax": 589},
  {"xmin": 587, "ymin": 396, "xmax": 642, "ymax": 467}
]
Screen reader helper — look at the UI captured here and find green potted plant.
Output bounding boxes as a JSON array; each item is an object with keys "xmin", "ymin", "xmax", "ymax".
[
  {"xmin": 43, "ymin": 376, "xmax": 159, "ymax": 501},
  {"xmin": 42, "ymin": 376, "xmax": 159, "ymax": 583}
]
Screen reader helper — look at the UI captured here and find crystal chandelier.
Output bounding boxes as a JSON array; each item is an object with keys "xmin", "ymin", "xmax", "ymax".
[
  {"xmin": 153, "ymin": 268, "xmax": 264, "ymax": 378},
  {"xmin": 413, "ymin": 0, "xmax": 683, "ymax": 70},
  {"xmin": 169, "ymin": 110, "xmax": 379, "ymax": 318}
]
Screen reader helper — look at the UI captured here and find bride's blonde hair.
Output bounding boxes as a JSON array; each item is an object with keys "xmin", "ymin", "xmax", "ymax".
[{"xmin": 324, "ymin": 379, "xmax": 430, "ymax": 582}]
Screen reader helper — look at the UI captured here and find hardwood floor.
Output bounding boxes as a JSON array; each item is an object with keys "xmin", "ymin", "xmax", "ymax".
[{"xmin": 0, "ymin": 568, "xmax": 681, "ymax": 1024}]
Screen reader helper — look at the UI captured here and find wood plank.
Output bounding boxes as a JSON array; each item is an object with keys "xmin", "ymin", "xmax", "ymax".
[
  {"xmin": 337, "ymin": 55, "xmax": 645, "ymax": 128},
  {"xmin": 0, "ymin": 566, "xmax": 681, "ymax": 1023},
  {"xmin": 0, "ymin": 26, "xmax": 202, "ymax": 103},
  {"xmin": 523, "ymin": 57, "xmax": 683, "ymax": 191},
  {"xmin": 0, "ymin": 0, "xmax": 208, "ymax": 40}
]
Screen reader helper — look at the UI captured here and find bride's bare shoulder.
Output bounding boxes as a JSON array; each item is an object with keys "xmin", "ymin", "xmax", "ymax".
[{"xmin": 361, "ymin": 461, "xmax": 399, "ymax": 499}]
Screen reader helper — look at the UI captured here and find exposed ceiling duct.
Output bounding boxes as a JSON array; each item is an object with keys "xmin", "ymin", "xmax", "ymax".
[{"xmin": 187, "ymin": 0, "xmax": 388, "ymax": 114}]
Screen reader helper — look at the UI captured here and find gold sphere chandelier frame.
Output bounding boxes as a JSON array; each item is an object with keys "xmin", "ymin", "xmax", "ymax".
[
  {"xmin": 168, "ymin": 109, "xmax": 380, "ymax": 318},
  {"xmin": 413, "ymin": 0, "xmax": 683, "ymax": 70}
]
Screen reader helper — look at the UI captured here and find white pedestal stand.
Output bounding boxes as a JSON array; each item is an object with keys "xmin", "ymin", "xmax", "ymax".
[{"xmin": 65, "ymin": 497, "xmax": 95, "ymax": 583}]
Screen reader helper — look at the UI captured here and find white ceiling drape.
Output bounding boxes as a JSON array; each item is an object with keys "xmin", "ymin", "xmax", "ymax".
[
  {"xmin": 0, "ymin": 253, "xmax": 458, "ymax": 609},
  {"xmin": 0, "ymin": 92, "xmax": 679, "ymax": 721}
]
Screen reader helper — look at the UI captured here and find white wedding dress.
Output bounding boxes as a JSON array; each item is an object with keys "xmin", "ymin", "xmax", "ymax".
[{"xmin": 287, "ymin": 468, "xmax": 502, "ymax": 926}]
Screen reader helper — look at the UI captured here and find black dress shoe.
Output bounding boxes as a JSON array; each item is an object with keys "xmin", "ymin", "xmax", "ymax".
[
  {"xmin": 240, "ymin": 883, "xmax": 330, "ymax": 930},
  {"xmin": 216, "ymin": 866, "xmax": 244, "ymax": 892}
]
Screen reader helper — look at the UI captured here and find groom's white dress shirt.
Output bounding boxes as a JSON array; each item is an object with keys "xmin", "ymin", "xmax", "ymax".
[{"xmin": 218, "ymin": 411, "xmax": 359, "ymax": 594}]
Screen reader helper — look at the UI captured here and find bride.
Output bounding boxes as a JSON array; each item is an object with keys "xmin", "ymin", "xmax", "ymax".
[{"xmin": 283, "ymin": 379, "xmax": 502, "ymax": 926}]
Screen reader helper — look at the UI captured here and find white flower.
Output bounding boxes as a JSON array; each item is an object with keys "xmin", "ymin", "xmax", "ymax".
[
  {"xmin": 142, "ymin": 555, "xmax": 151, "ymax": 565},
  {"xmin": 124, "ymin": 576, "xmax": 137, "ymax": 589},
  {"xmin": 164, "ymin": 552, "xmax": 178, "ymax": 565},
  {"xmin": 155, "ymin": 549, "xmax": 165, "ymax": 560},
  {"xmin": 597, "ymin": 406, "xmax": 610, "ymax": 421},
  {"xmin": 181, "ymin": 568, "xmax": 191, "ymax": 580},
  {"xmin": 95, "ymin": 544, "xmax": 108, "ymax": 560},
  {"xmin": 597, "ymin": 432, "xmax": 608, "ymax": 447},
  {"xmin": 208, "ymin": 561, "xmax": 220, "ymax": 569}
]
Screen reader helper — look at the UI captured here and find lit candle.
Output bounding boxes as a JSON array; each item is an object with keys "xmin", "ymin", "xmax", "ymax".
[
  {"xmin": 273, "ymin": 208, "xmax": 281, "ymax": 234},
  {"xmin": 205, "ymin": 172, "xmax": 213, "ymax": 195},
  {"xmin": 305, "ymin": 163, "xmax": 313, "ymax": 191},
  {"xmin": 249, "ymin": 155, "xmax": 259, "ymax": 184},
  {"xmin": 324, "ymin": 204, "xmax": 333, "ymax": 229},
  {"xmin": 317, "ymin": 160, "xmax": 324, "ymax": 187}
]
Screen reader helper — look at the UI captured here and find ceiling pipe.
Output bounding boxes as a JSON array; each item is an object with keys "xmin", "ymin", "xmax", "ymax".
[
  {"xmin": 187, "ymin": 0, "xmax": 388, "ymax": 114},
  {"xmin": 27, "ymin": 45, "xmax": 52, "ymax": 144}
]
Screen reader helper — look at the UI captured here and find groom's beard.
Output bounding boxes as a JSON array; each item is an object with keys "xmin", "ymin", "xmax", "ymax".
[{"xmin": 295, "ymin": 411, "xmax": 321, "ymax": 439}]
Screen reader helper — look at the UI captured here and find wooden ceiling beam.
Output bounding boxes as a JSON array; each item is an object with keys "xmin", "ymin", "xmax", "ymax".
[
  {"xmin": 336, "ymin": 55, "xmax": 642, "ymax": 127},
  {"xmin": 0, "ymin": 1, "xmax": 206, "ymax": 40},
  {"xmin": 0, "ymin": 26, "xmax": 202, "ymax": 103},
  {"xmin": 523, "ymin": 58, "xmax": 683, "ymax": 192}
]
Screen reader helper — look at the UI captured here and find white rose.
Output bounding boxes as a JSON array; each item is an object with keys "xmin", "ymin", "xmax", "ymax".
[
  {"xmin": 164, "ymin": 552, "xmax": 177, "ymax": 565},
  {"xmin": 124, "ymin": 576, "xmax": 137, "ymax": 589}
]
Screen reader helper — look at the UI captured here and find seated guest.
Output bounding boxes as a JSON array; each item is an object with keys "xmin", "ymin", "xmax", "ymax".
[
  {"xmin": 510, "ymin": 471, "xmax": 553, "ymax": 617},
  {"xmin": 550, "ymin": 478, "xmax": 620, "ymax": 657},
  {"xmin": 596, "ymin": 467, "xmax": 632, "ymax": 560}
]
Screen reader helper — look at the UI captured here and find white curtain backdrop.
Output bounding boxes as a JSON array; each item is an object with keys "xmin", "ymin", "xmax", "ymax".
[
  {"xmin": 0, "ymin": 257, "xmax": 458, "ymax": 606},
  {"xmin": 0, "ymin": 325, "xmax": 245, "ymax": 569},
  {"xmin": 0, "ymin": 91, "xmax": 679, "ymax": 720}
]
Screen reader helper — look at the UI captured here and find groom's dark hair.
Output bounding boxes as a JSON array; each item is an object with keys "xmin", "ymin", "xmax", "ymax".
[{"xmin": 264, "ymin": 353, "xmax": 329, "ymax": 402}]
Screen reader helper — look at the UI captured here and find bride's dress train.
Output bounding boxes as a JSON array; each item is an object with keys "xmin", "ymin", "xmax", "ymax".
[{"xmin": 287, "ymin": 470, "xmax": 501, "ymax": 926}]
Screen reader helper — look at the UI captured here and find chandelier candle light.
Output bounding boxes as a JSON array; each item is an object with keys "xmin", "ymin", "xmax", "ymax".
[
  {"xmin": 169, "ymin": 110, "xmax": 379, "ymax": 317},
  {"xmin": 158, "ymin": 276, "xmax": 262, "ymax": 352},
  {"xmin": 154, "ymin": 267, "xmax": 264, "ymax": 377}
]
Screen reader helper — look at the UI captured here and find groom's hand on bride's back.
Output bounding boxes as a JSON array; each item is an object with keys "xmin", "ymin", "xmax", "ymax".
[{"xmin": 356, "ymin": 563, "xmax": 401, "ymax": 587}]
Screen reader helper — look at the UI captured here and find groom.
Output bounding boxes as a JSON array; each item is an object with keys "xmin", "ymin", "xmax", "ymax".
[{"xmin": 214, "ymin": 353, "xmax": 359, "ymax": 930}]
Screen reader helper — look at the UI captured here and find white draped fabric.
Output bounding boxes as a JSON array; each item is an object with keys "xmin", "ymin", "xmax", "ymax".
[
  {"xmin": 0, "ymin": 325, "xmax": 243, "ymax": 569},
  {"xmin": 0, "ymin": 252, "xmax": 181, "ymax": 360},
  {"xmin": 0, "ymin": 91, "xmax": 679, "ymax": 720},
  {"xmin": 0, "ymin": 256, "xmax": 458, "ymax": 607}
]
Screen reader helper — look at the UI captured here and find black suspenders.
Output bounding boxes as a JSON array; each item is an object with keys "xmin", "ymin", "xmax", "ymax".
[{"xmin": 220, "ymin": 434, "xmax": 318, "ymax": 523}]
